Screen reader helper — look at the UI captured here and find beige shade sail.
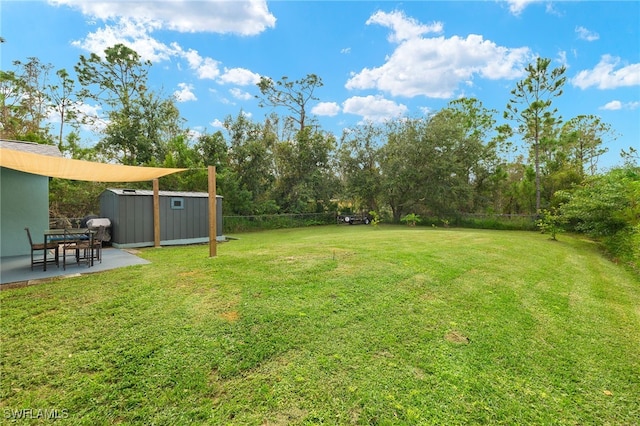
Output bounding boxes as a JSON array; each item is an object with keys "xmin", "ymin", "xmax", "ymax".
[{"xmin": 0, "ymin": 148, "xmax": 187, "ymax": 182}]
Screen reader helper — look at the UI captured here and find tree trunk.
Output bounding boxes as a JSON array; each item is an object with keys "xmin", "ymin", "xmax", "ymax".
[{"xmin": 534, "ymin": 120, "xmax": 541, "ymax": 213}]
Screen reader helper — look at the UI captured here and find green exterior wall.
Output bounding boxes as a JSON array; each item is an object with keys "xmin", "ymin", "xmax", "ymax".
[{"xmin": 0, "ymin": 168, "xmax": 50, "ymax": 257}]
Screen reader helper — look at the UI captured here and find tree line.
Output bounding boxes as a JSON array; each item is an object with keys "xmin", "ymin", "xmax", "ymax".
[{"xmin": 1, "ymin": 43, "xmax": 638, "ymax": 269}]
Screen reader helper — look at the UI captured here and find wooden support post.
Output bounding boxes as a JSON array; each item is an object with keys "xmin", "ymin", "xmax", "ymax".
[
  {"xmin": 208, "ymin": 166, "xmax": 217, "ymax": 257},
  {"xmin": 153, "ymin": 178, "xmax": 160, "ymax": 247}
]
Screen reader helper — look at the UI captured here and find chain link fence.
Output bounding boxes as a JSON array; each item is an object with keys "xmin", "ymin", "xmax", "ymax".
[
  {"xmin": 223, "ymin": 212, "xmax": 337, "ymax": 233},
  {"xmin": 452, "ymin": 213, "xmax": 538, "ymax": 230}
]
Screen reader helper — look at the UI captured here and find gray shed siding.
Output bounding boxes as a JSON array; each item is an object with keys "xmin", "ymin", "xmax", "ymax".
[
  {"xmin": 100, "ymin": 189, "xmax": 222, "ymax": 248},
  {"xmin": 159, "ymin": 195, "xmax": 208, "ymax": 240}
]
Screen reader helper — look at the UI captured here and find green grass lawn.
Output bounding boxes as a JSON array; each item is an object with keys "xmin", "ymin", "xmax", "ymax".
[{"xmin": 1, "ymin": 225, "xmax": 639, "ymax": 425}]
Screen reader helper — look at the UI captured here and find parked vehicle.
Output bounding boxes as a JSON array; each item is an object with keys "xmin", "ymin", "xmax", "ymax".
[{"xmin": 337, "ymin": 213, "xmax": 371, "ymax": 225}]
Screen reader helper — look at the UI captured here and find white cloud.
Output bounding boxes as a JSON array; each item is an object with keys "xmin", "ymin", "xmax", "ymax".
[
  {"xmin": 576, "ymin": 26, "xmax": 599, "ymax": 42},
  {"xmin": 419, "ymin": 106, "xmax": 434, "ymax": 116},
  {"xmin": 195, "ymin": 57, "xmax": 221, "ymax": 80},
  {"xmin": 174, "ymin": 83, "xmax": 197, "ymax": 102},
  {"xmin": 572, "ymin": 55, "xmax": 640, "ymax": 90},
  {"xmin": 557, "ymin": 50, "xmax": 569, "ymax": 68},
  {"xmin": 46, "ymin": 101, "xmax": 105, "ymax": 136},
  {"xmin": 600, "ymin": 100, "xmax": 640, "ymax": 111},
  {"xmin": 75, "ymin": 101, "xmax": 102, "ymax": 117},
  {"xmin": 601, "ymin": 100, "xmax": 622, "ymax": 110},
  {"xmin": 366, "ymin": 10, "xmax": 443, "ymax": 43},
  {"xmin": 229, "ymin": 88, "xmax": 252, "ymax": 101},
  {"xmin": 71, "ymin": 18, "xmax": 176, "ymax": 62},
  {"xmin": 342, "ymin": 95, "xmax": 408, "ymax": 122},
  {"xmin": 341, "ymin": 47, "xmax": 351, "ymax": 54},
  {"xmin": 506, "ymin": 0, "xmax": 542, "ymax": 16},
  {"xmin": 177, "ymin": 48, "xmax": 221, "ymax": 80},
  {"xmin": 69, "ymin": 20, "xmax": 233, "ymax": 89},
  {"xmin": 70, "ymin": 101, "xmax": 108, "ymax": 132},
  {"xmin": 210, "ymin": 119, "xmax": 225, "ymax": 128},
  {"xmin": 545, "ymin": 3, "xmax": 563, "ymax": 17},
  {"xmin": 219, "ymin": 68, "xmax": 261, "ymax": 86},
  {"xmin": 49, "ymin": 0, "xmax": 276, "ymax": 35},
  {"xmin": 187, "ymin": 128, "xmax": 203, "ymax": 142},
  {"xmin": 346, "ymin": 25, "xmax": 532, "ymax": 99},
  {"xmin": 312, "ymin": 102, "xmax": 341, "ymax": 117},
  {"xmin": 64, "ymin": 1, "xmax": 268, "ymax": 82}
]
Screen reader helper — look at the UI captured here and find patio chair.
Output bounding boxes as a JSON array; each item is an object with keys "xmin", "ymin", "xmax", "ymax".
[
  {"xmin": 80, "ymin": 225, "xmax": 107, "ymax": 265},
  {"xmin": 62, "ymin": 228, "xmax": 91, "ymax": 270},
  {"xmin": 24, "ymin": 227, "xmax": 59, "ymax": 270},
  {"xmin": 87, "ymin": 225, "xmax": 106, "ymax": 264}
]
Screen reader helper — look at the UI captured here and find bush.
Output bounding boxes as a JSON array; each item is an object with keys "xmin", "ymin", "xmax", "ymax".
[
  {"xmin": 368, "ymin": 210, "xmax": 381, "ymax": 227},
  {"xmin": 400, "ymin": 213, "xmax": 421, "ymax": 227},
  {"xmin": 452, "ymin": 215, "xmax": 538, "ymax": 231},
  {"xmin": 602, "ymin": 225, "xmax": 640, "ymax": 271},
  {"xmin": 537, "ymin": 208, "xmax": 566, "ymax": 240},
  {"xmin": 559, "ymin": 166, "xmax": 640, "ymax": 272},
  {"xmin": 223, "ymin": 213, "xmax": 336, "ymax": 233}
]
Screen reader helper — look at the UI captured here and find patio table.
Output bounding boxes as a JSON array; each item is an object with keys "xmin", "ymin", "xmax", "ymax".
[{"xmin": 44, "ymin": 229, "xmax": 94, "ymax": 271}]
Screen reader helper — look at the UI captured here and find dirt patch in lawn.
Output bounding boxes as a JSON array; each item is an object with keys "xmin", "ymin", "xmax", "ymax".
[
  {"xmin": 220, "ymin": 310, "xmax": 240, "ymax": 322},
  {"xmin": 445, "ymin": 330, "xmax": 470, "ymax": 344}
]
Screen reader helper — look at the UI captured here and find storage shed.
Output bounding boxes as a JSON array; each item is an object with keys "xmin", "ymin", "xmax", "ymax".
[{"xmin": 100, "ymin": 189, "xmax": 223, "ymax": 249}]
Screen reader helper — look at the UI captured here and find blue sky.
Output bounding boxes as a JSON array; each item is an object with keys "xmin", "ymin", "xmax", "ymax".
[{"xmin": 2, "ymin": 0, "xmax": 638, "ymax": 170}]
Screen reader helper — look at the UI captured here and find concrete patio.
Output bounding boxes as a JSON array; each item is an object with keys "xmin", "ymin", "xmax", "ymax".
[{"xmin": 0, "ymin": 247, "xmax": 151, "ymax": 289}]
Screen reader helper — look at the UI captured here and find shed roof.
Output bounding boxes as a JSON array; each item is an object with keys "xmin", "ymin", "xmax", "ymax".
[
  {"xmin": 105, "ymin": 188, "xmax": 222, "ymax": 198},
  {"xmin": 0, "ymin": 139, "xmax": 62, "ymax": 157}
]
